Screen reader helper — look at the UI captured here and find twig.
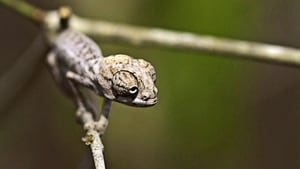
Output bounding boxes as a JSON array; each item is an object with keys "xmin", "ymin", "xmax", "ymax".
[
  {"xmin": 83, "ymin": 129, "xmax": 106, "ymax": 169},
  {"xmin": 1, "ymin": 0, "xmax": 300, "ymax": 67},
  {"xmin": 0, "ymin": 0, "xmax": 45, "ymax": 25},
  {"xmin": 70, "ymin": 16, "xmax": 300, "ymax": 67},
  {"xmin": 79, "ymin": 109, "xmax": 106, "ymax": 169}
]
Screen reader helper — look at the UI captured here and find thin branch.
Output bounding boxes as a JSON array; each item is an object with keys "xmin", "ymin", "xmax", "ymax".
[
  {"xmin": 83, "ymin": 129, "xmax": 106, "ymax": 169},
  {"xmin": 79, "ymin": 109, "xmax": 106, "ymax": 169},
  {"xmin": 0, "ymin": 0, "xmax": 45, "ymax": 25},
  {"xmin": 70, "ymin": 16, "xmax": 300, "ymax": 67},
  {"xmin": 2, "ymin": 0, "xmax": 300, "ymax": 67}
]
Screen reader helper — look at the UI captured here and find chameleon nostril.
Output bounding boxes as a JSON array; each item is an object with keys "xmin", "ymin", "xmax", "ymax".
[{"xmin": 142, "ymin": 95, "xmax": 149, "ymax": 101}]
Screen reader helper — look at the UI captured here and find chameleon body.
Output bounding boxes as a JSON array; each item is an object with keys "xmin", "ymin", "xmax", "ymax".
[{"xmin": 49, "ymin": 30, "xmax": 158, "ymax": 107}]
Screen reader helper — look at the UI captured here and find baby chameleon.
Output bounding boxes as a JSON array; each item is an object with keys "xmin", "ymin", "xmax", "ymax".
[{"xmin": 47, "ymin": 30, "xmax": 158, "ymax": 130}]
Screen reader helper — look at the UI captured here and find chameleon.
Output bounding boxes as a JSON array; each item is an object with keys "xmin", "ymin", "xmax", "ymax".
[{"xmin": 46, "ymin": 29, "xmax": 158, "ymax": 130}]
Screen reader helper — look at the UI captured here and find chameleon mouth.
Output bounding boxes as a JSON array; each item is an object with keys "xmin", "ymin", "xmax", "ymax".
[
  {"xmin": 132, "ymin": 98, "xmax": 158, "ymax": 107},
  {"xmin": 115, "ymin": 96, "xmax": 157, "ymax": 107}
]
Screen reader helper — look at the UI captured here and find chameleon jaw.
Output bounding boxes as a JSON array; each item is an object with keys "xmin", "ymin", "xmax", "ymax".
[
  {"xmin": 114, "ymin": 96, "xmax": 157, "ymax": 107},
  {"xmin": 131, "ymin": 97, "xmax": 158, "ymax": 107}
]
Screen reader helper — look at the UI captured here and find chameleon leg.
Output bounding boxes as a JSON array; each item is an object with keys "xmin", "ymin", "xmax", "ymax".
[
  {"xmin": 65, "ymin": 71, "xmax": 96, "ymax": 91},
  {"xmin": 46, "ymin": 51, "xmax": 97, "ymax": 124},
  {"xmin": 67, "ymin": 79, "xmax": 112, "ymax": 133},
  {"xmin": 95, "ymin": 99, "xmax": 112, "ymax": 134},
  {"xmin": 46, "ymin": 50, "xmax": 76, "ymax": 98},
  {"xmin": 47, "ymin": 51, "xmax": 112, "ymax": 133},
  {"xmin": 67, "ymin": 80, "xmax": 96, "ymax": 129},
  {"xmin": 67, "ymin": 71, "xmax": 112, "ymax": 133},
  {"xmin": 65, "ymin": 71, "xmax": 99, "ymax": 118}
]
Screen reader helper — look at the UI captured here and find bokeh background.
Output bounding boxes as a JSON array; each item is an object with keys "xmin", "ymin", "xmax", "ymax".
[{"xmin": 1, "ymin": 0, "xmax": 300, "ymax": 169}]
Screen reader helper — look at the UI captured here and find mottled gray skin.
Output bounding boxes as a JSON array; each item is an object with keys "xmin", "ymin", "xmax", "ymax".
[{"xmin": 54, "ymin": 30, "xmax": 158, "ymax": 107}]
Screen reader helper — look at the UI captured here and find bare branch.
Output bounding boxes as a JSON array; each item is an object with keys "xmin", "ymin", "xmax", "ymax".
[
  {"xmin": 69, "ymin": 16, "xmax": 300, "ymax": 67},
  {"xmin": 2, "ymin": 0, "xmax": 300, "ymax": 67},
  {"xmin": 79, "ymin": 109, "xmax": 106, "ymax": 169},
  {"xmin": 44, "ymin": 12, "xmax": 300, "ymax": 67},
  {"xmin": 0, "ymin": 0, "xmax": 45, "ymax": 25},
  {"xmin": 82, "ymin": 129, "xmax": 106, "ymax": 169}
]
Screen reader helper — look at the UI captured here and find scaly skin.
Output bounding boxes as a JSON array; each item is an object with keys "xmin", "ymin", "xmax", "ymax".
[{"xmin": 52, "ymin": 29, "xmax": 158, "ymax": 107}]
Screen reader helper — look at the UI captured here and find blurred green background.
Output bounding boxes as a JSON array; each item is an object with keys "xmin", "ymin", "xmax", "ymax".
[{"xmin": 1, "ymin": 0, "xmax": 300, "ymax": 169}]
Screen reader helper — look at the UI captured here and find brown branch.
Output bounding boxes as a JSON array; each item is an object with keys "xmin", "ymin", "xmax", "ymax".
[{"xmin": 0, "ymin": 0, "xmax": 45, "ymax": 25}]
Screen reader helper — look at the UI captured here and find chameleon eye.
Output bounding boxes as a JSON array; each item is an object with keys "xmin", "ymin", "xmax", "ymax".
[
  {"xmin": 129, "ymin": 86, "xmax": 139, "ymax": 95},
  {"xmin": 112, "ymin": 70, "xmax": 138, "ymax": 98}
]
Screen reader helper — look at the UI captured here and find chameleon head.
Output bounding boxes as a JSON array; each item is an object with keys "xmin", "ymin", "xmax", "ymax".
[
  {"xmin": 111, "ymin": 69, "xmax": 158, "ymax": 107},
  {"xmin": 99, "ymin": 54, "xmax": 158, "ymax": 107}
]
